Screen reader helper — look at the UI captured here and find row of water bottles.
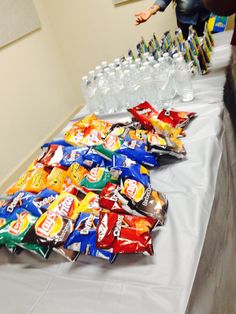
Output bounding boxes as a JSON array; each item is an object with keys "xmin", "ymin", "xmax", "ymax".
[{"xmin": 81, "ymin": 52, "xmax": 194, "ymax": 114}]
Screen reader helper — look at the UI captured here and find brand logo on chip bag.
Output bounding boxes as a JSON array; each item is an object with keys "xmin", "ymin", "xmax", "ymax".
[
  {"xmin": 7, "ymin": 192, "xmax": 25, "ymax": 213},
  {"xmin": 87, "ymin": 168, "xmax": 104, "ymax": 183},
  {"xmin": 9, "ymin": 211, "xmax": 30, "ymax": 236},
  {"xmin": 123, "ymin": 179, "xmax": 145, "ymax": 202},
  {"xmin": 148, "ymin": 134, "xmax": 166, "ymax": 146},
  {"xmin": 80, "ymin": 214, "xmax": 95, "ymax": 235},
  {"xmin": 113, "ymin": 215, "xmax": 123, "ymax": 237},
  {"xmin": 56, "ymin": 195, "xmax": 75, "ymax": 218},
  {"xmin": 68, "ymin": 163, "xmax": 87, "ymax": 183},
  {"xmin": 83, "ymin": 129, "xmax": 102, "ymax": 145},
  {"xmin": 111, "ymin": 127, "xmax": 125, "ymax": 137},
  {"xmin": 35, "ymin": 211, "xmax": 63, "ymax": 238},
  {"xmin": 97, "ymin": 214, "xmax": 108, "ymax": 242},
  {"xmin": 34, "ymin": 195, "xmax": 57, "ymax": 209},
  {"xmin": 33, "ymin": 171, "xmax": 45, "ymax": 188},
  {"xmin": 103, "ymin": 134, "xmax": 120, "ymax": 151},
  {"xmin": 69, "ymin": 150, "xmax": 80, "ymax": 162},
  {"xmin": 138, "ymin": 108, "xmax": 152, "ymax": 116}
]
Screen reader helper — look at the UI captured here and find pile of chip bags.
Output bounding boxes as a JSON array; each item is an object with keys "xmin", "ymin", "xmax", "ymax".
[{"xmin": 0, "ymin": 103, "xmax": 196, "ymax": 263}]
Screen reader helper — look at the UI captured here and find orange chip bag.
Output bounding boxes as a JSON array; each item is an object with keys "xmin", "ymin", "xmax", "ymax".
[
  {"xmin": 72, "ymin": 114, "xmax": 97, "ymax": 129},
  {"xmin": 64, "ymin": 126, "xmax": 85, "ymax": 146},
  {"xmin": 65, "ymin": 115, "xmax": 111, "ymax": 146},
  {"xmin": 6, "ymin": 171, "xmax": 32, "ymax": 195},
  {"xmin": 66, "ymin": 163, "xmax": 89, "ymax": 187},
  {"xmin": 46, "ymin": 167, "xmax": 67, "ymax": 193},
  {"xmin": 24, "ymin": 168, "xmax": 48, "ymax": 193}
]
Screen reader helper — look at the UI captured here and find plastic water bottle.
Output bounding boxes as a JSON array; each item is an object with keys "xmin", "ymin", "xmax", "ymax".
[
  {"xmin": 139, "ymin": 64, "xmax": 154, "ymax": 104},
  {"xmin": 127, "ymin": 64, "xmax": 141, "ymax": 107},
  {"xmin": 174, "ymin": 56, "xmax": 194, "ymax": 102},
  {"xmin": 81, "ymin": 76, "xmax": 98, "ymax": 114},
  {"xmin": 107, "ymin": 71, "xmax": 120, "ymax": 112},
  {"xmin": 152, "ymin": 57, "xmax": 173, "ymax": 107}
]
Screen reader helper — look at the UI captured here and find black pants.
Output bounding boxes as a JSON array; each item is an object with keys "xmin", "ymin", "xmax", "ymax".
[{"xmin": 177, "ymin": 18, "xmax": 209, "ymax": 39}]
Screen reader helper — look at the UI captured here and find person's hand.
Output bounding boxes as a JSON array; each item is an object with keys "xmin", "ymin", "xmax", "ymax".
[
  {"xmin": 135, "ymin": 5, "xmax": 160, "ymax": 25},
  {"xmin": 135, "ymin": 10, "xmax": 152, "ymax": 25}
]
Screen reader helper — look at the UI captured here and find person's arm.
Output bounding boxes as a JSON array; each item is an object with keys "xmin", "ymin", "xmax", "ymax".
[
  {"xmin": 203, "ymin": 0, "xmax": 236, "ymax": 16},
  {"xmin": 135, "ymin": 0, "xmax": 172, "ymax": 25}
]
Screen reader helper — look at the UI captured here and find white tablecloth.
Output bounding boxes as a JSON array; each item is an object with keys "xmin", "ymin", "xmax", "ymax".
[{"xmin": 0, "ymin": 31, "xmax": 235, "ymax": 314}]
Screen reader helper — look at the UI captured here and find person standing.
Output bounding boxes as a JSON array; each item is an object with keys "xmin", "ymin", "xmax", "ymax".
[{"xmin": 135, "ymin": 0, "xmax": 211, "ymax": 39}]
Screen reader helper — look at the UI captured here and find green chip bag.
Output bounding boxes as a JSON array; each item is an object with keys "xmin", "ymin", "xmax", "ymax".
[
  {"xmin": 94, "ymin": 134, "xmax": 123, "ymax": 161},
  {"xmin": 80, "ymin": 167, "xmax": 119, "ymax": 191},
  {"xmin": 0, "ymin": 211, "xmax": 51, "ymax": 258}
]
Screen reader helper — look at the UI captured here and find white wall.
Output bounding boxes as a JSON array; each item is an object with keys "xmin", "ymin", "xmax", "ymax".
[
  {"xmin": 0, "ymin": 0, "xmax": 177, "ymax": 187},
  {"xmin": 42, "ymin": 0, "xmax": 177, "ymax": 103},
  {"xmin": 0, "ymin": 0, "xmax": 80, "ymax": 184}
]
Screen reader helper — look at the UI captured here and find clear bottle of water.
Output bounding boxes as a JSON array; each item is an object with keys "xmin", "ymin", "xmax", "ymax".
[
  {"xmin": 95, "ymin": 66, "xmax": 102, "ymax": 76},
  {"xmin": 81, "ymin": 76, "xmax": 90, "ymax": 108},
  {"xmin": 163, "ymin": 53, "xmax": 176, "ymax": 100},
  {"xmin": 81, "ymin": 76, "xmax": 99, "ymax": 114},
  {"xmin": 155, "ymin": 57, "xmax": 173, "ymax": 108},
  {"xmin": 107, "ymin": 71, "xmax": 120, "ymax": 112},
  {"xmin": 115, "ymin": 67, "xmax": 127, "ymax": 111},
  {"xmin": 174, "ymin": 56, "xmax": 194, "ymax": 102},
  {"xmin": 139, "ymin": 63, "xmax": 154, "ymax": 104},
  {"xmin": 96, "ymin": 73, "xmax": 110, "ymax": 113},
  {"xmin": 127, "ymin": 64, "xmax": 141, "ymax": 107}
]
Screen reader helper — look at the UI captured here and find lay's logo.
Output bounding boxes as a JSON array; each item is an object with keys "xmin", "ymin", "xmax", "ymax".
[
  {"xmin": 35, "ymin": 211, "xmax": 63, "ymax": 238},
  {"xmin": 103, "ymin": 134, "xmax": 119, "ymax": 150},
  {"xmin": 123, "ymin": 179, "xmax": 138, "ymax": 199},
  {"xmin": 123, "ymin": 179, "xmax": 145, "ymax": 202},
  {"xmin": 9, "ymin": 211, "xmax": 29, "ymax": 236},
  {"xmin": 87, "ymin": 168, "xmax": 103, "ymax": 183}
]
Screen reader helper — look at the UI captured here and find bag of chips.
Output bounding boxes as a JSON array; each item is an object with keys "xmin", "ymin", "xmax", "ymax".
[
  {"xmin": 128, "ymin": 102, "xmax": 159, "ymax": 130},
  {"xmin": 96, "ymin": 212, "xmax": 156, "ymax": 255},
  {"xmin": 64, "ymin": 213, "xmax": 116, "ymax": 262}
]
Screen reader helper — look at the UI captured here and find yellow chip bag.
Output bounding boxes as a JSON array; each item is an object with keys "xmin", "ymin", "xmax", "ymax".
[
  {"xmin": 121, "ymin": 179, "xmax": 145, "ymax": 203},
  {"xmin": 48, "ymin": 192, "xmax": 80, "ymax": 221},
  {"xmin": 150, "ymin": 118, "xmax": 183, "ymax": 138},
  {"xmin": 77, "ymin": 191, "xmax": 101, "ymax": 215},
  {"xmin": 46, "ymin": 167, "xmax": 67, "ymax": 193}
]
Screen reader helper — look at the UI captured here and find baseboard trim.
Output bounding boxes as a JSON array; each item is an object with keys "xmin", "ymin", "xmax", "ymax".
[{"xmin": 0, "ymin": 104, "xmax": 83, "ymax": 194}]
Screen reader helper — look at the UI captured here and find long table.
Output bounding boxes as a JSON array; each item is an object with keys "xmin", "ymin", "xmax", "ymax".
[{"xmin": 0, "ymin": 31, "xmax": 235, "ymax": 314}]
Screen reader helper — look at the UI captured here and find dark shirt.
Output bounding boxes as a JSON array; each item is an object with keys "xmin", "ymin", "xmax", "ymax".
[{"xmin": 154, "ymin": 0, "xmax": 210, "ymax": 25}]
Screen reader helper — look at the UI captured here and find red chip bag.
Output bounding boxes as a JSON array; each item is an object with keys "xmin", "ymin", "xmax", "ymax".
[
  {"xmin": 96, "ymin": 211, "xmax": 156, "ymax": 255},
  {"xmin": 99, "ymin": 183, "xmax": 125, "ymax": 214},
  {"xmin": 128, "ymin": 102, "xmax": 159, "ymax": 130},
  {"xmin": 157, "ymin": 109, "xmax": 196, "ymax": 128}
]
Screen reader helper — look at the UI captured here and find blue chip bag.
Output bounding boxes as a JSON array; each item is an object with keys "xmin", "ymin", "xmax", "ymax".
[
  {"xmin": 42, "ymin": 139, "xmax": 72, "ymax": 148},
  {"xmin": 60, "ymin": 146, "xmax": 89, "ymax": 167},
  {"xmin": 29, "ymin": 189, "xmax": 58, "ymax": 213},
  {"xmin": 116, "ymin": 138, "xmax": 159, "ymax": 168},
  {"xmin": 112, "ymin": 154, "xmax": 150, "ymax": 187},
  {"xmin": 78, "ymin": 149, "xmax": 112, "ymax": 170},
  {"xmin": 64, "ymin": 213, "xmax": 116, "ymax": 263},
  {"xmin": 0, "ymin": 191, "xmax": 42, "ymax": 220}
]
